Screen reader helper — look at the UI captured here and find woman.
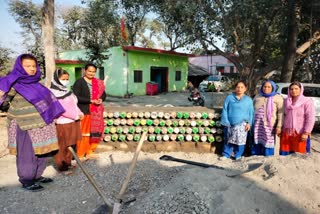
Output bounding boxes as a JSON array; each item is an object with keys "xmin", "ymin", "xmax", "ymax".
[
  {"xmin": 0, "ymin": 54, "xmax": 65, "ymax": 192},
  {"xmin": 252, "ymin": 80, "xmax": 283, "ymax": 156},
  {"xmin": 73, "ymin": 63, "xmax": 107, "ymax": 160},
  {"xmin": 220, "ymin": 81, "xmax": 254, "ymax": 160},
  {"xmin": 280, "ymin": 81, "xmax": 315, "ymax": 155},
  {"xmin": 50, "ymin": 69, "xmax": 83, "ymax": 175}
]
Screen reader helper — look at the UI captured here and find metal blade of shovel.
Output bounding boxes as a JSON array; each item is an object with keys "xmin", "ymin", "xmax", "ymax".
[
  {"xmin": 159, "ymin": 155, "xmax": 263, "ymax": 177},
  {"xmin": 112, "ymin": 131, "xmax": 147, "ymax": 214}
]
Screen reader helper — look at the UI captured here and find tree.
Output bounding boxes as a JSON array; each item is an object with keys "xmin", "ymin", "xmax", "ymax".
[{"xmin": 0, "ymin": 45, "xmax": 13, "ymax": 76}]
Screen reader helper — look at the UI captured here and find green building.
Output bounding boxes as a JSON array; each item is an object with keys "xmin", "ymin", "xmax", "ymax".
[{"xmin": 56, "ymin": 46, "xmax": 190, "ymax": 97}]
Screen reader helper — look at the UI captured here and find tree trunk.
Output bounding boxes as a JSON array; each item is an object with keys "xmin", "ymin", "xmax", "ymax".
[
  {"xmin": 42, "ymin": 0, "xmax": 55, "ymax": 87},
  {"xmin": 280, "ymin": 0, "xmax": 301, "ymax": 82}
]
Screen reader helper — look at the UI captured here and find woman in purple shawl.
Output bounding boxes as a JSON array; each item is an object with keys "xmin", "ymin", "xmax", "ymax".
[
  {"xmin": 252, "ymin": 80, "xmax": 284, "ymax": 156},
  {"xmin": 0, "ymin": 54, "xmax": 64, "ymax": 192}
]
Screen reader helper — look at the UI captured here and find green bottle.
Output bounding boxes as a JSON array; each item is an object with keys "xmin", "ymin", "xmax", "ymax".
[
  {"xmin": 159, "ymin": 120, "xmax": 166, "ymax": 127},
  {"xmin": 146, "ymin": 119, "xmax": 153, "ymax": 126},
  {"xmin": 204, "ymin": 127, "xmax": 211, "ymax": 134},
  {"xmin": 197, "ymin": 120, "xmax": 203, "ymax": 127},
  {"xmin": 134, "ymin": 119, "xmax": 140, "ymax": 126},
  {"xmin": 176, "ymin": 112, "xmax": 183, "ymax": 119},
  {"xmin": 111, "ymin": 134, "xmax": 118, "ymax": 141},
  {"xmin": 172, "ymin": 121, "xmax": 179, "ymax": 127},
  {"xmin": 107, "ymin": 119, "xmax": 113, "ymax": 126},
  {"xmin": 134, "ymin": 134, "xmax": 140, "ymax": 141},
  {"xmin": 148, "ymin": 135, "xmax": 156, "ymax": 142},
  {"xmin": 120, "ymin": 112, "xmax": 126, "ymax": 118},
  {"xmin": 104, "ymin": 127, "xmax": 110, "ymax": 134},
  {"xmin": 167, "ymin": 127, "xmax": 174, "ymax": 134},
  {"xmin": 184, "ymin": 120, "xmax": 191, "ymax": 127},
  {"xmin": 154, "ymin": 127, "xmax": 161, "ymax": 134},
  {"xmin": 177, "ymin": 134, "xmax": 184, "ymax": 141},
  {"xmin": 202, "ymin": 112, "xmax": 208, "ymax": 119},
  {"xmin": 116, "ymin": 127, "xmax": 123, "ymax": 134},
  {"xmin": 183, "ymin": 112, "xmax": 190, "ymax": 119},
  {"xmin": 128, "ymin": 127, "xmax": 135, "ymax": 134},
  {"xmin": 180, "ymin": 128, "xmax": 186, "ymax": 134},
  {"xmin": 193, "ymin": 135, "xmax": 200, "ymax": 142},
  {"xmin": 192, "ymin": 127, "xmax": 199, "ymax": 134},
  {"xmin": 208, "ymin": 136, "xmax": 215, "ymax": 143},
  {"xmin": 209, "ymin": 121, "xmax": 216, "ymax": 127},
  {"xmin": 119, "ymin": 135, "xmax": 126, "ymax": 142}
]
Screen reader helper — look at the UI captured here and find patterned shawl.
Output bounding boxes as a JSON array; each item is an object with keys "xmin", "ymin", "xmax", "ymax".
[
  {"xmin": 90, "ymin": 78, "xmax": 105, "ymax": 142},
  {"xmin": 0, "ymin": 54, "xmax": 64, "ymax": 124},
  {"xmin": 259, "ymin": 80, "xmax": 277, "ymax": 127}
]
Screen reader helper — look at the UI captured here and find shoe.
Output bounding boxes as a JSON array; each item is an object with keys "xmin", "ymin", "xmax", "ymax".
[
  {"xmin": 34, "ymin": 176, "xmax": 53, "ymax": 184},
  {"xmin": 22, "ymin": 183, "xmax": 44, "ymax": 192},
  {"xmin": 234, "ymin": 157, "xmax": 242, "ymax": 162},
  {"xmin": 219, "ymin": 156, "xmax": 229, "ymax": 161}
]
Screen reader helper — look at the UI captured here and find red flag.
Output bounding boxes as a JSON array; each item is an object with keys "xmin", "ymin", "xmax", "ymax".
[{"xmin": 120, "ymin": 17, "xmax": 128, "ymax": 42}]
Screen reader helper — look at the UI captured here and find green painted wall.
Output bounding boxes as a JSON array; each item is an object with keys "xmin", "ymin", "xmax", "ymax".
[
  {"xmin": 56, "ymin": 63, "xmax": 84, "ymax": 90},
  {"xmin": 57, "ymin": 47, "xmax": 189, "ymax": 97}
]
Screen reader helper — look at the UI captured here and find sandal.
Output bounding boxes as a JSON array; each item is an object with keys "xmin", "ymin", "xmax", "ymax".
[{"xmin": 23, "ymin": 183, "xmax": 44, "ymax": 192}]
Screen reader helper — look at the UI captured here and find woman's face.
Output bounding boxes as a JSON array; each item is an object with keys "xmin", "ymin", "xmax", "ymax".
[
  {"xmin": 262, "ymin": 82, "xmax": 273, "ymax": 94},
  {"xmin": 235, "ymin": 82, "xmax": 246, "ymax": 95},
  {"xmin": 22, "ymin": 59, "xmax": 37, "ymax": 76},
  {"xmin": 85, "ymin": 66, "xmax": 97, "ymax": 79},
  {"xmin": 289, "ymin": 84, "xmax": 301, "ymax": 97}
]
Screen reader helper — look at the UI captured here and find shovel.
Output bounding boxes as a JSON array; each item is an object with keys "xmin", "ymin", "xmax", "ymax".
[
  {"xmin": 159, "ymin": 155, "xmax": 264, "ymax": 177},
  {"xmin": 68, "ymin": 147, "xmax": 113, "ymax": 212},
  {"xmin": 112, "ymin": 131, "xmax": 147, "ymax": 214}
]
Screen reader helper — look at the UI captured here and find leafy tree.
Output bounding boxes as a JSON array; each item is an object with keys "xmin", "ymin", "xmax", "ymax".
[{"xmin": 0, "ymin": 45, "xmax": 13, "ymax": 76}]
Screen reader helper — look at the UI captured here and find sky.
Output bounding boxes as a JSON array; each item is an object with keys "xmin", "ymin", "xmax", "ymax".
[{"xmin": 0, "ymin": 0, "xmax": 83, "ymax": 56}]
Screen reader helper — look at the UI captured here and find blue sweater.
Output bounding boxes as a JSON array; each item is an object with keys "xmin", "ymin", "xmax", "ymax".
[{"xmin": 220, "ymin": 93, "xmax": 254, "ymax": 127}]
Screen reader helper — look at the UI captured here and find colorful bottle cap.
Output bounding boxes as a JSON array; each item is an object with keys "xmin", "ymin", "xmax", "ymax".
[
  {"xmin": 140, "ymin": 119, "xmax": 147, "ymax": 126},
  {"xmin": 134, "ymin": 119, "xmax": 140, "ymax": 126},
  {"xmin": 203, "ymin": 120, "xmax": 210, "ymax": 127},
  {"xmin": 208, "ymin": 113, "xmax": 215, "ymax": 119},
  {"xmin": 120, "ymin": 112, "xmax": 126, "ymax": 118},
  {"xmin": 127, "ymin": 134, "xmax": 134, "ymax": 141},
  {"xmin": 110, "ymin": 127, "xmax": 117, "ymax": 134},
  {"xmin": 198, "ymin": 127, "xmax": 204, "ymax": 134},
  {"xmin": 126, "ymin": 112, "xmax": 132, "ymax": 118},
  {"xmin": 107, "ymin": 112, "xmax": 113, "ymax": 118},
  {"xmin": 131, "ymin": 112, "xmax": 138, "ymax": 118},
  {"xmin": 184, "ymin": 120, "xmax": 191, "ymax": 127},
  {"xmin": 111, "ymin": 134, "xmax": 118, "ymax": 141},
  {"xmin": 148, "ymin": 135, "xmax": 156, "ymax": 142},
  {"xmin": 153, "ymin": 119, "xmax": 160, "ymax": 126},
  {"xmin": 133, "ymin": 134, "xmax": 140, "ymax": 141},
  {"xmin": 151, "ymin": 112, "xmax": 158, "ymax": 119},
  {"xmin": 173, "ymin": 127, "xmax": 180, "ymax": 134},
  {"xmin": 180, "ymin": 128, "xmax": 186, "ymax": 134},
  {"xmin": 170, "ymin": 112, "xmax": 176, "ymax": 118},
  {"xmin": 190, "ymin": 120, "xmax": 197, "ymax": 127},
  {"xmin": 119, "ymin": 135, "xmax": 126, "ymax": 142},
  {"xmin": 183, "ymin": 112, "xmax": 190, "ymax": 119},
  {"xmin": 170, "ymin": 134, "xmax": 177, "ymax": 141},
  {"xmin": 128, "ymin": 127, "xmax": 135, "ymax": 134},
  {"xmin": 163, "ymin": 135, "xmax": 169, "ymax": 141},
  {"xmin": 192, "ymin": 127, "xmax": 199, "ymax": 134},
  {"xmin": 166, "ymin": 120, "xmax": 172, "ymax": 126},
  {"xmin": 116, "ymin": 127, "xmax": 123, "ymax": 134},
  {"xmin": 186, "ymin": 135, "xmax": 192, "ymax": 141},
  {"xmin": 210, "ymin": 128, "xmax": 217, "ymax": 134},
  {"xmin": 148, "ymin": 127, "xmax": 155, "ymax": 133},
  {"xmin": 161, "ymin": 127, "xmax": 168, "ymax": 134},
  {"xmin": 107, "ymin": 119, "xmax": 113, "ymax": 126},
  {"xmin": 202, "ymin": 112, "xmax": 208, "ymax": 119},
  {"xmin": 208, "ymin": 136, "xmax": 215, "ymax": 143},
  {"xmin": 154, "ymin": 127, "xmax": 161, "ymax": 134},
  {"xmin": 196, "ymin": 112, "xmax": 202, "ymax": 119},
  {"xmin": 210, "ymin": 121, "xmax": 216, "ymax": 127},
  {"xmin": 144, "ymin": 112, "xmax": 151, "ymax": 118},
  {"xmin": 103, "ymin": 135, "xmax": 111, "ymax": 142},
  {"xmin": 178, "ymin": 120, "xmax": 185, "ymax": 126},
  {"xmin": 156, "ymin": 134, "xmax": 162, "ymax": 141},
  {"xmin": 193, "ymin": 135, "xmax": 200, "ymax": 142},
  {"xmin": 113, "ymin": 112, "xmax": 120, "ymax": 118},
  {"xmin": 158, "ymin": 112, "xmax": 164, "ymax": 118},
  {"xmin": 186, "ymin": 127, "xmax": 192, "ymax": 134},
  {"xmin": 167, "ymin": 127, "xmax": 174, "ymax": 134},
  {"xmin": 164, "ymin": 113, "xmax": 171, "ymax": 119},
  {"xmin": 189, "ymin": 112, "xmax": 196, "ymax": 119},
  {"xmin": 104, "ymin": 127, "xmax": 110, "ymax": 134},
  {"xmin": 138, "ymin": 112, "xmax": 144, "ymax": 118},
  {"xmin": 200, "ymin": 135, "xmax": 207, "ymax": 142},
  {"xmin": 177, "ymin": 134, "xmax": 184, "ymax": 141},
  {"xmin": 123, "ymin": 127, "xmax": 129, "ymax": 134},
  {"xmin": 159, "ymin": 120, "xmax": 166, "ymax": 127},
  {"xmin": 204, "ymin": 127, "xmax": 211, "ymax": 134},
  {"xmin": 172, "ymin": 121, "xmax": 179, "ymax": 127},
  {"xmin": 142, "ymin": 127, "xmax": 148, "ymax": 133},
  {"xmin": 176, "ymin": 112, "xmax": 183, "ymax": 119},
  {"xmin": 147, "ymin": 119, "xmax": 153, "ymax": 126},
  {"xmin": 103, "ymin": 112, "xmax": 108, "ymax": 118},
  {"xmin": 120, "ymin": 119, "xmax": 127, "ymax": 126},
  {"xmin": 197, "ymin": 120, "xmax": 203, "ymax": 127},
  {"xmin": 114, "ymin": 119, "xmax": 121, "ymax": 126},
  {"xmin": 127, "ymin": 119, "xmax": 134, "ymax": 126},
  {"xmin": 136, "ymin": 127, "xmax": 142, "ymax": 133}
]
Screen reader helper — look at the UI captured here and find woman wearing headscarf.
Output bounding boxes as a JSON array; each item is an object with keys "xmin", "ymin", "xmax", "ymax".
[
  {"xmin": 50, "ymin": 68, "xmax": 83, "ymax": 175},
  {"xmin": 252, "ymin": 80, "xmax": 283, "ymax": 156},
  {"xmin": 0, "ymin": 54, "xmax": 65, "ymax": 192},
  {"xmin": 280, "ymin": 81, "xmax": 315, "ymax": 155}
]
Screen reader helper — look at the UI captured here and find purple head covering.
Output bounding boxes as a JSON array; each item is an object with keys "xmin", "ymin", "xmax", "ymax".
[
  {"xmin": 0, "ymin": 54, "xmax": 65, "ymax": 124},
  {"xmin": 259, "ymin": 80, "xmax": 277, "ymax": 127}
]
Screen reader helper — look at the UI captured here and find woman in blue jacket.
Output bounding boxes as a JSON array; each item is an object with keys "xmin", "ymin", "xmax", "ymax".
[{"xmin": 220, "ymin": 80, "xmax": 254, "ymax": 160}]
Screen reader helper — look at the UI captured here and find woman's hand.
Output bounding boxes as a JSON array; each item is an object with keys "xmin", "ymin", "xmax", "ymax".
[
  {"xmin": 245, "ymin": 123, "xmax": 250, "ymax": 131},
  {"xmin": 301, "ymin": 133, "xmax": 309, "ymax": 142},
  {"xmin": 91, "ymin": 99, "xmax": 102, "ymax": 105},
  {"xmin": 276, "ymin": 128, "xmax": 281, "ymax": 137}
]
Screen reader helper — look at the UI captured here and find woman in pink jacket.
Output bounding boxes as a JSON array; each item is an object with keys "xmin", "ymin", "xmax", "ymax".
[
  {"xmin": 50, "ymin": 69, "xmax": 84, "ymax": 175},
  {"xmin": 280, "ymin": 81, "xmax": 315, "ymax": 155}
]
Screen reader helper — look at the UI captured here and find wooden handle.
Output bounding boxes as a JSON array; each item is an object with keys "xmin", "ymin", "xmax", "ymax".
[{"xmin": 117, "ymin": 131, "xmax": 147, "ymax": 200}]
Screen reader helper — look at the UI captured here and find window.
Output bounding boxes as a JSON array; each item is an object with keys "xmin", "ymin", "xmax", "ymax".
[
  {"xmin": 175, "ymin": 71, "xmax": 181, "ymax": 81},
  {"xmin": 99, "ymin": 67, "xmax": 105, "ymax": 80},
  {"xmin": 230, "ymin": 66, "xmax": 234, "ymax": 73},
  {"xmin": 134, "ymin": 70, "xmax": 143, "ymax": 83}
]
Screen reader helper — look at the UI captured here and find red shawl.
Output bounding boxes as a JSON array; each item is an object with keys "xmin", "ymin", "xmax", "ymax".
[{"xmin": 90, "ymin": 78, "xmax": 105, "ymax": 142}]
